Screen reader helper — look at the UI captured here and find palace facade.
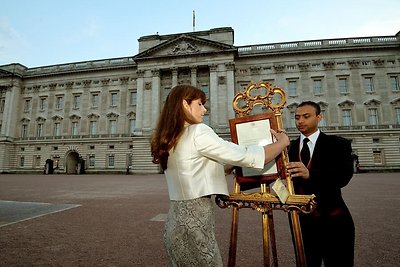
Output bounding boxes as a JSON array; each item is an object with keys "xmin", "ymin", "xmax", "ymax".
[{"xmin": 1, "ymin": 27, "xmax": 399, "ymax": 174}]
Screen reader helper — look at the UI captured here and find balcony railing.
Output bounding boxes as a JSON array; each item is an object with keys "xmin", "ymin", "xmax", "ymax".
[{"xmin": 237, "ymin": 35, "xmax": 399, "ymax": 54}]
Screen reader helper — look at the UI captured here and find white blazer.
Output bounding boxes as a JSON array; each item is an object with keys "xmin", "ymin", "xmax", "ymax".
[{"xmin": 165, "ymin": 123, "xmax": 265, "ymax": 200}]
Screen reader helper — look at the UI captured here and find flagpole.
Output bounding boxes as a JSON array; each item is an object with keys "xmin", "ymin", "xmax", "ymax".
[{"xmin": 193, "ymin": 10, "xmax": 195, "ymax": 32}]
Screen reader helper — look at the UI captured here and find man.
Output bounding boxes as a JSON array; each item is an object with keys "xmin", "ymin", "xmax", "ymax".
[{"xmin": 287, "ymin": 101, "xmax": 355, "ymax": 267}]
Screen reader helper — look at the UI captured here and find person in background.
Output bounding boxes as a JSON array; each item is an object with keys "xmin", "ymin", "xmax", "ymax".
[
  {"xmin": 150, "ymin": 84, "xmax": 289, "ymax": 267},
  {"xmin": 287, "ymin": 101, "xmax": 355, "ymax": 267}
]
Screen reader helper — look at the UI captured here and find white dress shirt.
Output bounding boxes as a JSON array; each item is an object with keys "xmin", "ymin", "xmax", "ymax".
[{"xmin": 165, "ymin": 123, "xmax": 265, "ymax": 200}]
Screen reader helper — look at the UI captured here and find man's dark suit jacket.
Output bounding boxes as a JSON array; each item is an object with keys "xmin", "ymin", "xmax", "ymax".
[{"xmin": 288, "ymin": 132, "xmax": 354, "ymax": 215}]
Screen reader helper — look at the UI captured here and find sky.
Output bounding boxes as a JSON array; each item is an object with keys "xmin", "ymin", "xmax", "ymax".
[{"xmin": 1, "ymin": 0, "xmax": 399, "ymax": 68}]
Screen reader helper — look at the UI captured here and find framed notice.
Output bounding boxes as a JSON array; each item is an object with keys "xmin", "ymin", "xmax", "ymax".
[{"xmin": 229, "ymin": 112, "xmax": 285, "ymax": 188}]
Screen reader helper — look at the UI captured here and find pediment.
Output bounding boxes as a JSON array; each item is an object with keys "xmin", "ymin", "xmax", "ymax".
[
  {"xmin": 338, "ymin": 100, "xmax": 355, "ymax": 107},
  {"xmin": 364, "ymin": 98, "xmax": 381, "ymax": 106},
  {"xmin": 133, "ymin": 35, "xmax": 236, "ymax": 60},
  {"xmin": 390, "ymin": 97, "xmax": 400, "ymax": 105}
]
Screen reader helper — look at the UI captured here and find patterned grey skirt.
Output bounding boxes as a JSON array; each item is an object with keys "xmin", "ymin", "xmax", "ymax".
[{"xmin": 164, "ymin": 196, "xmax": 223, "ymax": 267}]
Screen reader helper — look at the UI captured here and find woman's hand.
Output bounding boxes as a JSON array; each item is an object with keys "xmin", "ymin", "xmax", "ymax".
[{"xmin": 270, "ymin": 129, "xmax": 290, "ymax": 148}]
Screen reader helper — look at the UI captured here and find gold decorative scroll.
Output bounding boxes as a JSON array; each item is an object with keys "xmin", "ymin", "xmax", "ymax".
[{"xmin": 232, "ymin": 82, "xmax": 286, "ymax": 117}]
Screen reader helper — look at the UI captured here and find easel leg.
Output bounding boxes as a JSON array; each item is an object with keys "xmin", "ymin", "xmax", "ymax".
[
  {"xmin": 289, "ymin": 211, "xmax": 307, "ymax": 267},
  {"xmin": 262, "ymin": 212, "xmax": 270, "ymax": 266},
  {"xmin": 268, "ymin": 210, "xmax": 279, "ymax": 267},
  {"xmin": 228, "ymin": 206, "xmax": 239, "ymax": 267}
]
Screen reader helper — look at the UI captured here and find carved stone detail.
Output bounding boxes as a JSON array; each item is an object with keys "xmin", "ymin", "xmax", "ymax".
[
  {"xmin": 101, "ymin": 79, "xmax": 110, "ymax": 85},
  {"xmin": 209, "ymin": 64, "xmax": 217, "ymax": 72},
  {"xmin": 273, "ymin": 64, "xmax": 285, "ymax": 73},
  {"xmin": 145, "ymin": 82, "xmax": 151, "ymax": 90},
  {"xmin": 347, "ymin": 60, "xmax": 360, "ymax": 68},
  {"xmin": 120, "ymin": 77, "xmax": 129, "ymax": 85},
  {"xmin": 323, "ymin": 61, "xmax": 335, "ymax": 69},
  {"xmin": 250, "ymin": 66, "xmax": 261, "ymax": 75},
  {"xmin": 225, "ymin": 62, "xmax": 235, "ymax": 71},
  {"xmin": 83, "ymin": 80, "xmax": 92, "ymax": 87},
  {"xmin": 49, "ymin": 83, "xmax": 57, "ymax": 91},
  {"xmin": 298, "ymin": 63, "xmax": 310, "ymax": 71},
  {"xmin": 33, "ymin": 85, "xmax": 41, "ymax": 92},
  {"xmin": 66, "ymin": 82, "xmax": 74, "ymax": 89},
  {"xmin": 373, "ymin": 59, "xmax": 385, "ymax": 66},
  {"xmin": 151, "ymin": 70, "xmax": 160, "ymax": 77},
  {"xmin": 136, "ymin": 70, "xmax": 145, "ymax": 78},
  {"xmin": 169, "ymin": 41, "xmax": 199, "ymax": 55}
]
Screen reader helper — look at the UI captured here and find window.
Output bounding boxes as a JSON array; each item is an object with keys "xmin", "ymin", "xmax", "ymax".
[
  {"xmin": 320, "ymin": 110, "xmax": 327, "ymax": 127},
  {"xmin": 24, "ymin": 99, "xmax": 31, "ymax": 112},
  {"xmin": 39, "ymin": 98, "xmax": 47, "ymax": 110},
  {"xmin": 55, "ymin": 96, "xmax": 63, "ymax": 110},
  {"xmin": 313, "ymin": 79, "xmax": 323, "ymax": 95},
  {"xmin": 89, "ymin": 155, "xmax": 95, "ymax": 167},
  {"xmin": 89, "ymin": 121, "xmax": 97, "ymax": 135},
  {"xmin": 373, "ymin": 150, "xmax": 383, "ymax": 164},
  {"xmin": 53, "ymin": 122, "xmax": 61, "ymax": 136},
  {"xmin": 109, "ymin": 120, "xmax": 117, "ymax": 134},
  {"xmin": 129, "ymin": 119, "xmax": 136, "ymax": 134},
  {"xmin": 89, "ymin": 145, "xmax": 95, "ymax": 150},
  {"xmin": 108, "ymin": 155, "xmax": 115, "ymax": 167},
  {"xmin": 91, "ymin": 93, "xmax": 99, "ymax": 107},
  {"xmin": 395, "ymin": 108, "xmax": 400, "ymax": 124},
  {"xmin": 369, "ymin": 108, "xmax": 379, "ymax": 125},
  {"xmin": 111, "ymin": 92, "xmax": 118, "ymax": 107},
  {"xmin": 290, "ymin": 111, "xmax": 296, "ymax": 128},
  {"xmin": 35, "ymin": 155, "xmax": 41, "ymax": 168},
  {"xmin": 72, "ymin": 122, "xmax": 78, "ymax": 135},
  {"xmin": 20, "ymin": 156, "xmax": 25, "ymax": 167},
  {"xmin": 21, "ymin": 124, "xmax": 28, "ymax": 138},
  {"xmin": 390, "ymin": 76, "xmax": 399, "ymax": 91},
  {"xmin": 364, "ymin": 77, "xmax": 374, "ymax": 92},
  {"xmin": 342, "ymin": 109, "xmax": 352, "ymax": 126},
  {"xmin": 0, "ymin": 98, "xmax": 5, "ymax": 112},
  {"xmin": 37, "ymin": 123, "xmax": 43, "ymax": 137},
  {"xmin": 129, "ymin": 91, "xmax": 137, "ymax": 105},
  {"xmin": 73, "ymin": 95, "xmax": 81, "ymax": 109},
  {"xmin": 338, "ymin": 77, "xmax": 348, "ymax": 93},
  {"xmin": 288, "ymin": 80, "xmax": 297, "ymax": 96}
]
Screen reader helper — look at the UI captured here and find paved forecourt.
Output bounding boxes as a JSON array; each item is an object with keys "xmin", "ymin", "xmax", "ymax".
[{"xmin": 0, "ymin": 172, "xmax": 399, "ymax": 266}]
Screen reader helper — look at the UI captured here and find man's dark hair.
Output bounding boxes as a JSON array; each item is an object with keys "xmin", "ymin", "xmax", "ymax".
[{"xmin": 297, "ymin": 101, "xmax": 321, "ymax": 115}]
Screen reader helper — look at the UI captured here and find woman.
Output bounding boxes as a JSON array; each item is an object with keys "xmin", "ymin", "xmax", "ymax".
[{"xmin": 150, "ymin": 84, "xmax": 289, "ymax": 266}]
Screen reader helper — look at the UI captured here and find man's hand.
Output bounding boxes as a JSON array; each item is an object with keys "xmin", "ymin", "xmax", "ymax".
[{"xmin": 287, "ymin": 162, "xmax": 310, "ymax": 179}]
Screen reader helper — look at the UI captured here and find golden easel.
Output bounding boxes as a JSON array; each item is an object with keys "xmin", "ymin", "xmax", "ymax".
[{"xmin": 216, "ymin": 82, "xmax": 316, "ymax": 267}]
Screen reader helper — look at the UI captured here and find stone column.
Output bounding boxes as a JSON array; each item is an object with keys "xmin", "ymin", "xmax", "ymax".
[
  {"xmin": 225, "ymin": 62, "xmax": 235, "ymax": 120},
  {"xmin": 191, "ymin": 66, "xmax": 197, "ymax": 86},
  {"xmin": 209, "ymin": 64, "xmax": 218, "ymax": 128},
  {"xmin": 135, "ymin": 70, "xmax": 145, "ymax": 134},
  {"xmin": 151, "ymin": 69, "xmax": 161, "ymax": 129},
  {"xmin": 172, "ymin": 68, "xmax": 178, "ymax": 87},
  {"xmin": 2, "ymin": 83, "xmax": 20, "ymax": 138}
]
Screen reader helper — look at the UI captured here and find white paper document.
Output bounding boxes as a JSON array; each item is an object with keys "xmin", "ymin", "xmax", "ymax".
[{"xmin": 235, "ymin": 119, "xmax": 278, "ymax": 176}]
